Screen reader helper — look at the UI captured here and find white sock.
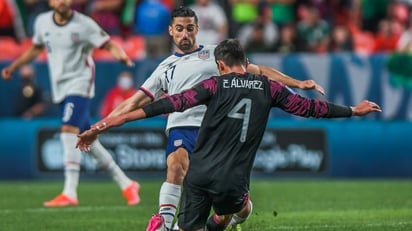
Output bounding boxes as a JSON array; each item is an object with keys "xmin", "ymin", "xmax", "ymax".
[
  {"xmin": 230, "ymin": 200, "xmax": 253, "ymax": 226},
  {"xmin": 90, "ymin": 139, "xmax": 132, "ymax": 190},
  {"xmin": 61, "ymin": 133, "xmax": 81, "ymax": 199},
  {"xmin": 159, "ymin": 182, "xmax": 181, "ymax": 229}
]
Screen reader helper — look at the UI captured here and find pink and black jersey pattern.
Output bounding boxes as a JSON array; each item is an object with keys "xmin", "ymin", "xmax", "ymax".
[{"xmin": 142, "ymin": 72, "xmax": 352, "ymax": 194}]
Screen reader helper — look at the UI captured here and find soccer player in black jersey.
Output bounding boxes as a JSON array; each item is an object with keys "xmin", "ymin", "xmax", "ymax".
[{"xmin": 77, "ymin": 39, "xmax": 381, "ymax": 231}]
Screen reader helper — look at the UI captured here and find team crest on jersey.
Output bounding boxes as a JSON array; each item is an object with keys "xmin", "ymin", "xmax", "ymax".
[
  {"xmin": 71, "ymin": 32, "xmax": 80, "ymax": 42},
  {"xmin": 174, "ymin": 139, "xmax": 183, "ymax": 147},
  {"xmin": 198, "ymin": 50, "xmax": 210, "ymax": 60}
]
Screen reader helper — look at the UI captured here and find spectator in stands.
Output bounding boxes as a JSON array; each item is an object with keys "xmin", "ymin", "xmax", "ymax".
[
  {"xmin": 190, "ymin": 0, "xmax": 228, "ymax": 45},
  {"xmin": 237, "ymin": 4, "xmax": 278, "ymax": 53},
  {"xmin": 88, "ymin": 0, "xmax": 124, "ymax": 35},
  {"xmin": 357, "ymin": 0, "xmax": 390, "ymax": 34},
  {"xmin": 100, "ymin": 71, "xmax": 137, "ymax": 118},
  {"xmin": 386, "ymin": 1, "xmax": 408, "ymax": 35},
  {"xmin": 267, "ymin": 0, "xmax": 296, "ymax": 27},
  {"xmin": 162, "ymin": 0, "xmax": 175, "ymax": 10},
  {"xmin": 296, "ymin": 4, "xmax": 330, "ymax": 53},
  {"xmin": 397, "ymin": 18, "xmax": 412, "ymax": 53},
  {"xmin": 330, "ymin": 0, "xmax": 355, "ymax": 27},
  {"xmin": 374, "ymin": 18, "xmax": 400, "ymax": 52},
  {"xmin": 14, "ymin": 64, "xmax": 46, "ymax": 119},
  {"xmin": 329, "ymin": 24, "xmax": 353, "ymax": 52},
  {"xmin": 72, "ymin": 0, "xmax": 89, "ymax": 13},
  {"xmin": 228, "ymin": 0, "xmax": 259, "ymax": 37},
  {"xmin": 0, "ymin": 0, "xmax": 26, "ymax": 41},
  {"xmin": 22, "ymin": 0, "xmax": 49, "ymax": 37},
  {"xmin": 273, "ymin": 23, "xmax": 297, "ymax": 54},
  {"xmin": 120, "ymin": 0, "xmax": 137, "ymax": 37},
  {"xmin": 134, "ymin": 0, "xmax": 171, "ymax": 57}
]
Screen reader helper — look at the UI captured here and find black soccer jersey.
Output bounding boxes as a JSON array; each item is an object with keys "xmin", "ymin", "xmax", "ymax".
[
  {"xmin": 143, "ymin": 72, "xmax": 352, "ymax": 193},
  {"xmin": 187, "ymin": 73, "xmax": 274, "ymax": 194}
]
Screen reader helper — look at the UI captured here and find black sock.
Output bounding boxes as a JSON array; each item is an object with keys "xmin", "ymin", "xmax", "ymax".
[{"xmin": 205, "ymin": 215, "xmax": 227, "ymax": 231}]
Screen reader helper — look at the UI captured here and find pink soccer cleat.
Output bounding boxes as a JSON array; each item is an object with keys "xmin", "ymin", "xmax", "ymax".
[
  {"xmin": 43, "ymin": 194, "xmax": 78, "ymax": 207},
  {"xmin": 146, "ymin": 214, "xmax": 165, "ymax": 231},
  {"xmin": 122, "ymin": 181, "xmax": 141, "ymax": 206}
]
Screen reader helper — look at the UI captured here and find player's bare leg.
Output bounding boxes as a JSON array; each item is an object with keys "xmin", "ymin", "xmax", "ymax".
[
  {"xmin": 44, "ymin": 124, "xmax": 140, "ymax": 207},
  {"xmin": 147, "ymin": 147, "xmax": 189, "ymax": 231},
  {"xmin": 205, "ymin": 200, "xmax": 252, "ymax": 231},
  {"xmin": 89, "ymin": 139, "xmax": 140, "ymax": 205}
]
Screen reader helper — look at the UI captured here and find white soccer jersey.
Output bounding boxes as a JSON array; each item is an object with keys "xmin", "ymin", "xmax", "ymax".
[
  {"xmin": 141, "ymin": 45, "xmax": 219, "ymax": 132},
  {"xmin": 32, "ymin": 11, "xmax": 110, "ymax": 103}
]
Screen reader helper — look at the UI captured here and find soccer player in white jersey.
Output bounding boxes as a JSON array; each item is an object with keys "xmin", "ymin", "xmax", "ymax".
[
  {"xmin": 1, "ymin": 0, "xmax": 140, "ymax": 207},
  {"xmin": 102, "ymin": 6, "xmax": 324, "ymax": 231}
]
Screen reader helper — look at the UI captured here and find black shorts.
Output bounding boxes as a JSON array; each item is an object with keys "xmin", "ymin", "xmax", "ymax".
[{"xmin": 177, "ymin": 181, "xmax": 249, "ymax": 230}]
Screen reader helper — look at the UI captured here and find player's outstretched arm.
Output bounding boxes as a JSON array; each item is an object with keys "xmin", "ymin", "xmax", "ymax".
[
  {"xmin": 1, "ymin": 44, "xmax": 44, "ymax": 80},
  {"xmin": 107, "ymin": 90, "xmax": 152, "ymax": 118},
  {"xmin": 102, "ymin": 40, "xmax": 134, "ymax": 67},
  {"xmin": 77, "ymin": 91, "xmax": 152, "ymax": 150},
  {"xmin": 247, "ymin": 64, "xmax": 325, "ymax": 95},
  {"xmin": 77, "ymin": 84, "xmax": 211, "ymax": 151},
  {"xmin": 77, "ymin": 108, "xmax": 148, "ymax": 151}
]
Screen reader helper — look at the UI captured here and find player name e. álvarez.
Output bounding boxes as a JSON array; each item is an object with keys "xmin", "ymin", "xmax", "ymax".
[{"xmin": 223, "ymin": 78, "xmax": 263, "ymax": 90}]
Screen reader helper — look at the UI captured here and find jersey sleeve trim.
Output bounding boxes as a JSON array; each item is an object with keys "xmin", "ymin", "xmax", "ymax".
[
  {"xmin": 97, "ymin": 37, "xmax": 111, "ymax": 49},
  {"xmin": 139, "ymin": 86, "xmax": 155, "ymax": 101}
]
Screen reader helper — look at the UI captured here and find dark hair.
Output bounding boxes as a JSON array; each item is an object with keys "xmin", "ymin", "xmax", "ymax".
[
  {"xmin": 171, "ymin": 6, "xmax": 198, "ymax": 24},
  {"xmin": 214, "ymin": 39, "xmax": 246, "ymax": 67}
]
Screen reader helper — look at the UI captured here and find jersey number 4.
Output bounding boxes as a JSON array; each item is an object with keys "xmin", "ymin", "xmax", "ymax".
[{"xmin": 227, "ymin": 98, "xmax": 251, "ymax": 143}]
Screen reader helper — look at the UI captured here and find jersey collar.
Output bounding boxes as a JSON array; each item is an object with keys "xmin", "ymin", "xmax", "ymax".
[{"xmin": 52, "ymin": 10, "xmax": 75, "ymax": 27}]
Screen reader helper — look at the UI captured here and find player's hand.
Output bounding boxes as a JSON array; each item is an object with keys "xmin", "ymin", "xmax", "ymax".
[
  {"xmin": 299, "ymin": 80, "xmax": 325, "ymax": 95},
  {"xmin": 76, "ymin": 130, "xmax": 99, "ymax": 152},
  {"xmin": 1, "ymin": 66, "xmax": 14, "ymax": 80},
  {"xmin": 351, "ymin": 100, "xmax": 382, "ymax": 116},
  {"xmin": 125, "ymin": 58, "xmax": 135, "ymax": 67},
  {"xmin": 121, "ymin": 57, "xmax": 135, "ymax": 67},
  {"xmin": 76, "ymin": 116, "xmax": 126, "ymax": 151}
]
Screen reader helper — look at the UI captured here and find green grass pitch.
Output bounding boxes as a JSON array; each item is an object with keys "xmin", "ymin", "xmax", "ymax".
[{"xmin": 0, "ymin": 179, "xmax": 411, "ymax": 230}]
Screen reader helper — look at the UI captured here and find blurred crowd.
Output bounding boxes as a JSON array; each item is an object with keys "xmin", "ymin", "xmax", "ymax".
[{"xmin": 1, "ymin": 0, "xmax": 412, "ymax": 57}]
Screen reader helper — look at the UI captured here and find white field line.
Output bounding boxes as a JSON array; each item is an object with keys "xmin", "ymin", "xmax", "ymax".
[
  {"xmin": 0, "ymin": 205, "xmax": 131, "ymax": 214},
  {"xmin": 269, "ymin": 221, "xmax": 412, "ymax": 230}
]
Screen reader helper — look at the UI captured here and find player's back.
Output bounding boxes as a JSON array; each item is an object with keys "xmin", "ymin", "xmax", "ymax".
[{"xmin": 187, "ymin": 72, "xmax": 273, "ymax": 192}]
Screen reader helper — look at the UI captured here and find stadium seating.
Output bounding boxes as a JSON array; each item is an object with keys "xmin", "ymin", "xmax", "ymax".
[
  {"xmin": 92, "ymin": 35, "xmax": 146, "ymax": 60},
  {"xmin": 0, "ymin": 37, "xmax": 20, "ymax": 60},
  {"xmin": 0, "ymin": 35, "xmax": 145, "ymax": 61}
]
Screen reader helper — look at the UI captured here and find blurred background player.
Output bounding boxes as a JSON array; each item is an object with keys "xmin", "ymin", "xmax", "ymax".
[
  {"xmin": 1, "ymin": 0, "xmax": 139, "ymax": 207},
  {"xmin": 76, "ymin": 39, "xmax": 381, "ymax": 231},
  {"xmin": 14, "ymin": 64, "xmax": 47, "ymax": 119},
  {"xmin": 100, "ymin": 71, "xmax": 137, "ymax": 118},
  {"xmin": 93, "ymin": 6, "xmax": 324, "ymax": 231}
]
